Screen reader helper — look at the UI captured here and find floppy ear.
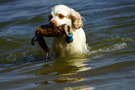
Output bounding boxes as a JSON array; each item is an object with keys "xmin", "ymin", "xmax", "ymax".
[{"xmin": 70, "ymin": 9, "xmax": 83, "ymax": 29}]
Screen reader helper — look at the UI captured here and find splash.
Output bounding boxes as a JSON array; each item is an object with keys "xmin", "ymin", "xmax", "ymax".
[{"xmin": 46, "ymin": 53, "xmax": 49, "ymax": 60}]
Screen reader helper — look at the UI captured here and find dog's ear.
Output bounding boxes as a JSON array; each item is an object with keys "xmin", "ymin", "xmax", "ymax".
[{"xmin": 70, "ymin": 9, "xmax": 83, "ymax": 29}]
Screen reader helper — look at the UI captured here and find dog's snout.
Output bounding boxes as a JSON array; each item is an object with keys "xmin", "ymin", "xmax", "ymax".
[{"xmin": 50, "ymin": 20, "xmax": 57, "ymax": 26}]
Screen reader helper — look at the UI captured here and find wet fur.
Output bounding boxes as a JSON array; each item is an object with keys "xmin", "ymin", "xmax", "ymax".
[{"xmin": 48, "ymin": 5, "xmax": 87, "ymax": 57}]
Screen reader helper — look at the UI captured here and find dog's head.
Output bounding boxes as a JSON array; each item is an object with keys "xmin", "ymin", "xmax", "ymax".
[{"xmin": 48, "ymin": 5, "xmax": 83, "ymax": 30}]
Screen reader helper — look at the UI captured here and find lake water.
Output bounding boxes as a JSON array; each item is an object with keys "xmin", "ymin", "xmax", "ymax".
[{"xmin": 0, "ymin": 0, "xmax": 135, "ymax": 90}]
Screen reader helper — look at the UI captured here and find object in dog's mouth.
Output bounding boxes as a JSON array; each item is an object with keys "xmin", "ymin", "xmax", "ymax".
[{"xmin": 31, "ymin": 24, "xmax": 66, "ymax": 53}]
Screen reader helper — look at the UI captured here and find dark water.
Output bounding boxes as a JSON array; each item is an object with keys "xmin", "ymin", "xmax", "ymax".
[{"xmin": 0, "ymin": 0, "xmax": 135, "ymax": 90}]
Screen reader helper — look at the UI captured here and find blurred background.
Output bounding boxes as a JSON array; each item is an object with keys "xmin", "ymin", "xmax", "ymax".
[{"xmin": 0, "ymin": 0, "xmax": 135, "ymax": 90}]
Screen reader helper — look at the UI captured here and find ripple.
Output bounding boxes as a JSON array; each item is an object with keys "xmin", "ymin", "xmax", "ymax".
[
  {"xmin": 0, "ymin": 0, "xmax": 135, "ymax": 90},
  {"xmin": 54, "ymin": 77, "xmax": 84, "ymax": 83},
  {"xmin": 62, "ymin": 85, "xmax": 95, "ymax": 90}
]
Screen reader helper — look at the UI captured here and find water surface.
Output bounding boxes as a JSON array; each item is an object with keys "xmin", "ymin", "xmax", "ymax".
[{"xmin": 0, "ymin": 0, "xmax": 135, "ymax": 90}]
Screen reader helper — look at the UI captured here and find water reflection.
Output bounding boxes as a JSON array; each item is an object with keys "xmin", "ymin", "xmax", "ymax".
[
  {"xmin": 38, "ymin": 57, "xmax": 91, "ymax": 84},
  {"xmin": 62, "ymin": 85, "xmax": 95, "ymax": 90}
]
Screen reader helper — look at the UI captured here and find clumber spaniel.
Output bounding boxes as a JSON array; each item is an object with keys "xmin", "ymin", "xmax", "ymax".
[{"xmin": 48, "ymin": 5, "xmax": 87, "ymax": 57}]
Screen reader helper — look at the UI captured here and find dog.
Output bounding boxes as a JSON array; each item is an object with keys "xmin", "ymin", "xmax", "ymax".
[{"xmin": 48, "ymin": 5, "xmax": 87, "ymax": 57}]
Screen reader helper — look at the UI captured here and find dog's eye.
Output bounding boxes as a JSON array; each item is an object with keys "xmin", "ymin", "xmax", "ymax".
[
  {"xmin": 49, "ymin": 15, "xmax": 53, "ymax": 20},
  {"xmin": 58, "ymin": 14, "xmax": 64, "ymax": 19}
]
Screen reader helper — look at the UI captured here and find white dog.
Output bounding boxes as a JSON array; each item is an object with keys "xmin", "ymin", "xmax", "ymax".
[{"xmin": 48, "ymin": 5, "xmax": 87, "ymax": 57}]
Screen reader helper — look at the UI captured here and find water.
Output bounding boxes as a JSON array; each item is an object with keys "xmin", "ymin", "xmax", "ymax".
[{"xmin": 0, "ymin": 0, "xmax": 135, "ymax": 90}]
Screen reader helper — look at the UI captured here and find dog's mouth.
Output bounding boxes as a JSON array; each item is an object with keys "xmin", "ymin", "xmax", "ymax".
[{"xmin": 31, "ymin": 24, "xmax": 67, "ymax": 53}]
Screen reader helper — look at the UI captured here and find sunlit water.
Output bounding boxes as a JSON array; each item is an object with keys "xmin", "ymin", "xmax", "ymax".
[{"xmin": 0, "ymin": 0, "xmax": 135, "ymax": 90}]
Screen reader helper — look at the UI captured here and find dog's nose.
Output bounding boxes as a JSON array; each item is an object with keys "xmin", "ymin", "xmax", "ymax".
[{"xmin": 50, "ymin": 20, "xmax": 57, "ymax": 26}]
